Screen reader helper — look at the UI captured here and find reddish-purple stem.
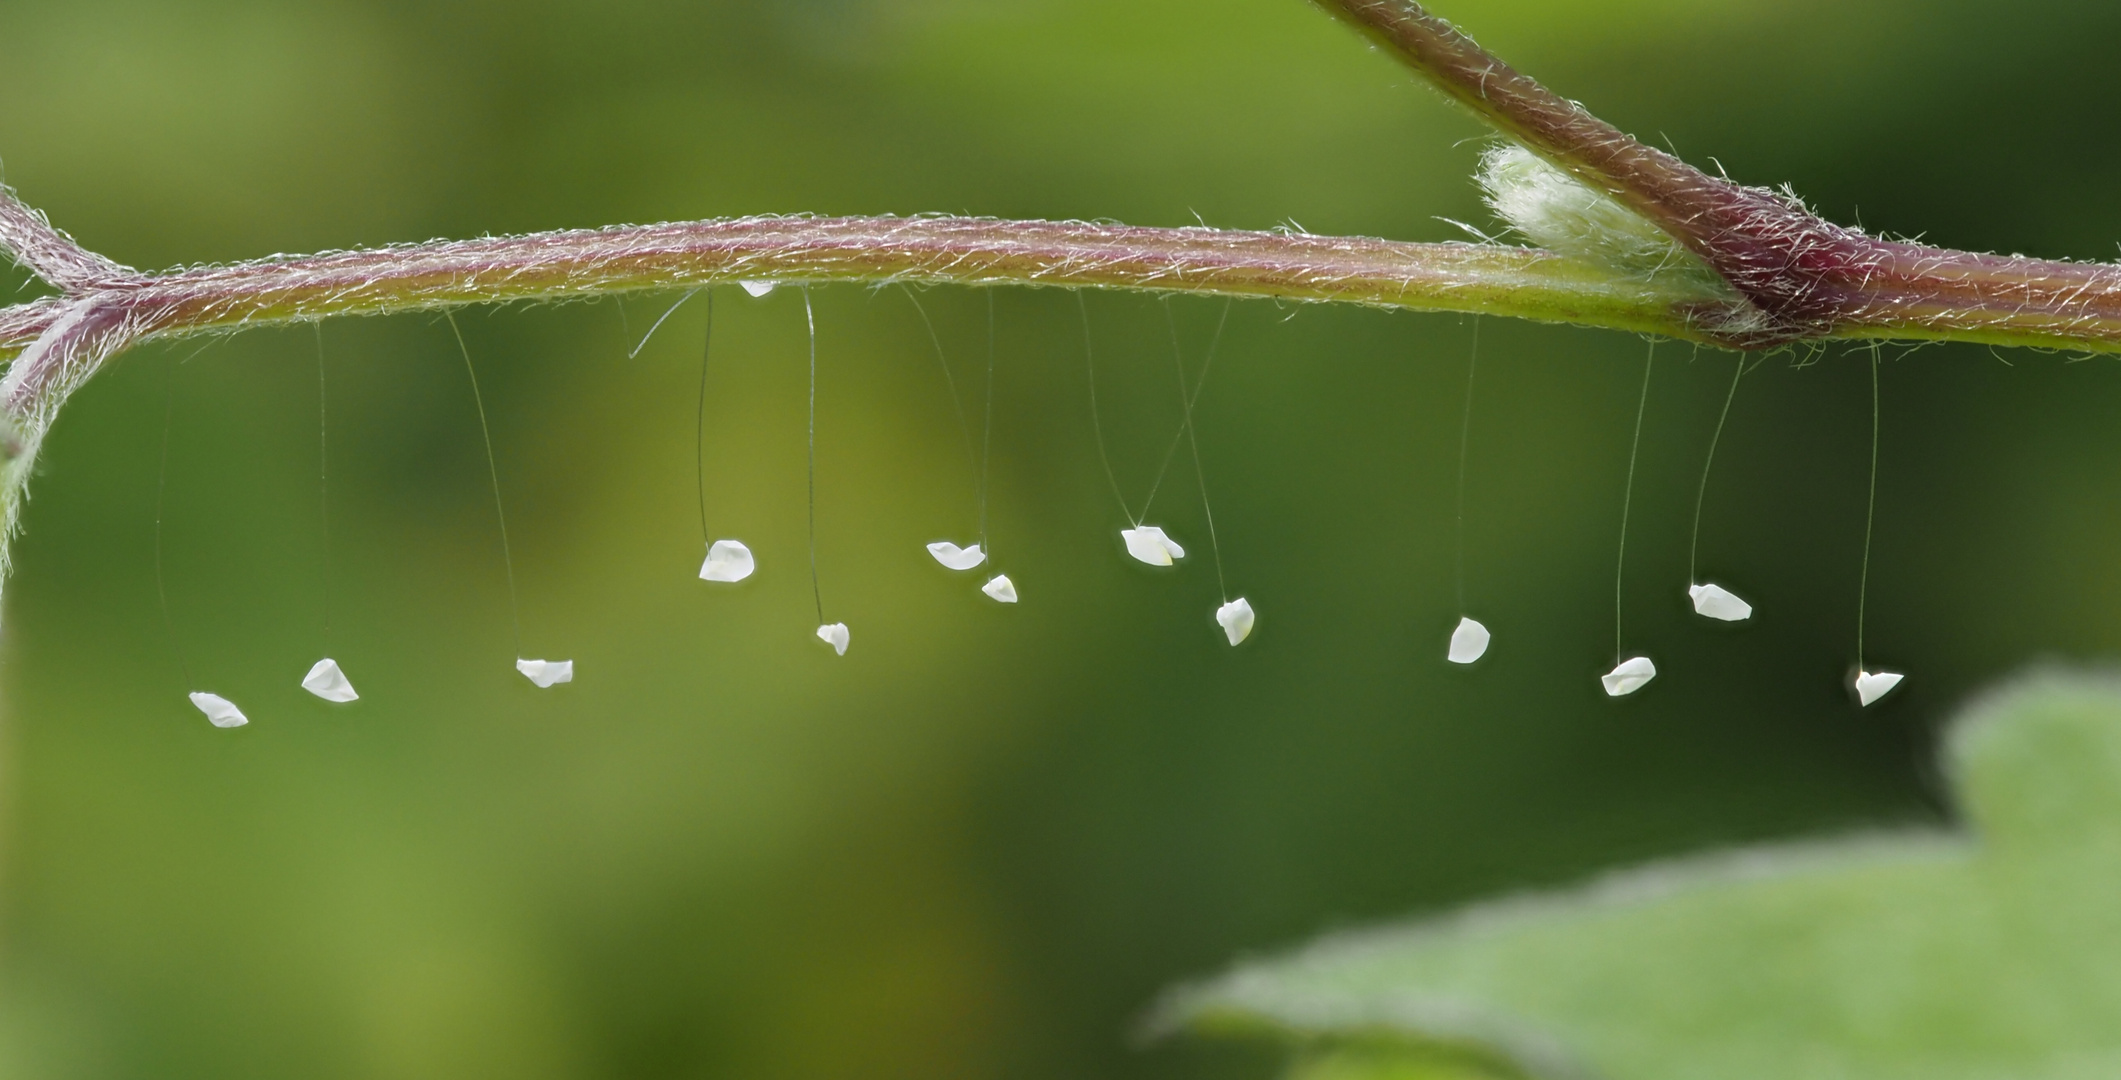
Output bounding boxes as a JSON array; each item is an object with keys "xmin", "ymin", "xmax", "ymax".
[
  {"xmin": 0, "ymin": 211, "xmax": 1723, "ymax": 410},
  {"xmin": 1318, "ymin": 0, "xmax": 2121, "ymax": 349},
  {"xmin": 3, "ymin": 0, "xmax": 2121, "ymax": 427}
]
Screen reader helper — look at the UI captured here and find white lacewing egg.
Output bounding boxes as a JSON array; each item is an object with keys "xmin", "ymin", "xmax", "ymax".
[
  {"xmin": 189, "ymin": 691, "xmax": 249, "ymax": 728},
  {"xmin": 816, "ymin": 622, "xmax": 850, "ymax": 655},
  {"xmin": 740, "ymin": 280, "xmax": 778, "ymax": 298},
  {"xmin": 1216, "ymin": 597, "xmax": 1255, "ymax": 645},
  {"xmin": 1601, "ymin": 656, "xmax": 1657, "ymax": 697},
  {"xmin": 1120, "ymin": 526, "xmax": 1185, "ymax": 567},
  {"xmin": 927, "ymin": 541, "xmax": 986, "ymax": 571},
  {"xmin": 700, "ymin": 539, "xmax": 756, "ymax": 583},
  {"xmin": 982, "ymin": 574, "xmax": 1018, "ymax": 603},
  {"xmin": 1447, "ymin": 617, "xmax": 1490, "ymax": 664},
  {"xmin": 1854, "ymin": 670, "xmax": 1904, "ymax": 706},
  {"xmin": 1688, "ymin": 582, "xmax": 1753, "ymax": 622},
  {"xmin": 301, "ymin": 658, "xmax": 359, "ymax": 703},
  {"xmin": 516, "ymin": 658, "xmax": 574, "ymax": 688}
]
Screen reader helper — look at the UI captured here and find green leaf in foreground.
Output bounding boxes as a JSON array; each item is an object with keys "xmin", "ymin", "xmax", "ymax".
[{"xmin": 1157, "ymin": 671, "xmax": 2121, "ymax": 1080}]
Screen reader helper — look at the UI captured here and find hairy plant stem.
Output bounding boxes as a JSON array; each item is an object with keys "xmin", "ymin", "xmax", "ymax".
[
  {"xmin": 1, "ymin": 0, "xmax": 2121, "ymax": 586},
  {"xmin": 0, "ymin": 215, "xmax": 1721, "ymax": 376},
  {"xmin": 1316, "ymin": 0, "xmax": 2121, "ymax": 350}
]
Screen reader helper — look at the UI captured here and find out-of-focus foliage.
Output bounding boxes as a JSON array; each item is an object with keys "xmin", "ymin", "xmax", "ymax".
[
  {"xmin": 1166, "ymin": 673, "xmax": 2121, "ymax": 1080},
  {"xmin": 2, "ymin": 2, "xmax": 2121, "ymax": 1079}
]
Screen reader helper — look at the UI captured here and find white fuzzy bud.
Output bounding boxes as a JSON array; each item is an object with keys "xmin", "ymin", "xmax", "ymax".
[{"xmin": 1479, "ymin": 145, "xmax": 1707, "ymax": 281}]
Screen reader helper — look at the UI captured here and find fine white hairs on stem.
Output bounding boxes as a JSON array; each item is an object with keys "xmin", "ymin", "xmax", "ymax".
[
  {"xmin": 1121, "ymin": 526, "xmax": 1185, "ymax": 566},
  {"xmin": 516, "ymin": 658, "xmax": 573, "ymax": 688},
  {"xmin": 301, "ymin": 658, "xmax": 358, "ymax": 703},
  {"xmin": 1854, "ymin": 670, "xmax": 1904, "ymax": 707},
  {"xmin": 740, "ymin": 280, "xmax": 778, "ymax": 298},
  {"xmin": 1216, "ymin": 597, "xmax": 1255, "ymax": 646},
  {"xmin": 1601, "ymin": 656, "xmax": 1657, "ymax": 697},
  {"xmin": 189, "ymin": 691, "xmax": 248, "ymax": 728},
  {"xmin": 816, "ymin": 622, "xmax": 850, "ymax": 655},
  {"xmin": 982, "ymin": 574, "xmax": 1018, "ymax": 603},
  {"xmin": 700, "ymin": 539, "xmax": 756, "ymax": 583},
  {"xmin": 1688, "ymin": 583, "xmax": 1753, "ymax": 622},
  {"xmin": 927, "ymin": 541, "xmax": 986, "ymax": 570},
  {"xmin": 1448, "ymin": 616, "xmax": 1490, "ymax": 664}
]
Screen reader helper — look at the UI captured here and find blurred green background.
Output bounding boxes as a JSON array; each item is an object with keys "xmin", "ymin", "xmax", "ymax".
[{"xmin": 4, "ymin": 0, "xmax": 2121, "ymax": 1077}]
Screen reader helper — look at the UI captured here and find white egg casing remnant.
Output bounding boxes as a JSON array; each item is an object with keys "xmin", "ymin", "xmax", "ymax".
[
  {"xmin": 816, "ymin": 623, "xmax": 850, "ymax": 656},
  {"xmin": 1216, "ymin": 597, "xmax": 1255, "ymax": 645},
  {"xmin": 301, "ymin": 658, "xmax": 359, "ymax": 702},
  {"xmin": 1688, "ymin": 583, "xmax": 1753, "ymax": 622},
  {"xmin": 926, "ymin": 541, "xmax": 986, "ymax": 571},
  {"xmin": 1854, "ymin": 670, "xmax": 1904, "ymax": 706},
  {"xmin": 1447, "ymin": 617, "xmax": 1490, "ymax": 664},
  {"xmin": 1601, "ymin": 656, "xmax": 1657, "ymax": 697},
  {"xmin": 189, "ymin": 691, "xmax": 249, "ymax": 728},
  {"xmin": 700, "ymin": 539, "xmax": 757, "ymax": 583},
  {"xmin": 1120, "ymin": 526, "xmax": 1186, "ymax": 567},
  {"xmin": 517, "ymin": 658, "xmax": 574, "ymax": 688}
]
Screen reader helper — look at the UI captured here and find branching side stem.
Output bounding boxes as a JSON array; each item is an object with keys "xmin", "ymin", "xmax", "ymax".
[{"xmin": 1316, "ymin": 0, "xmax": 2121, "ymax": 350}]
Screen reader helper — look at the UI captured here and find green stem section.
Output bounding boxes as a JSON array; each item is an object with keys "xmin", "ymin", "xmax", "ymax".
[{"xmin": 0, "ymin": 217, "xmax": 1724, "ymax": 366}]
